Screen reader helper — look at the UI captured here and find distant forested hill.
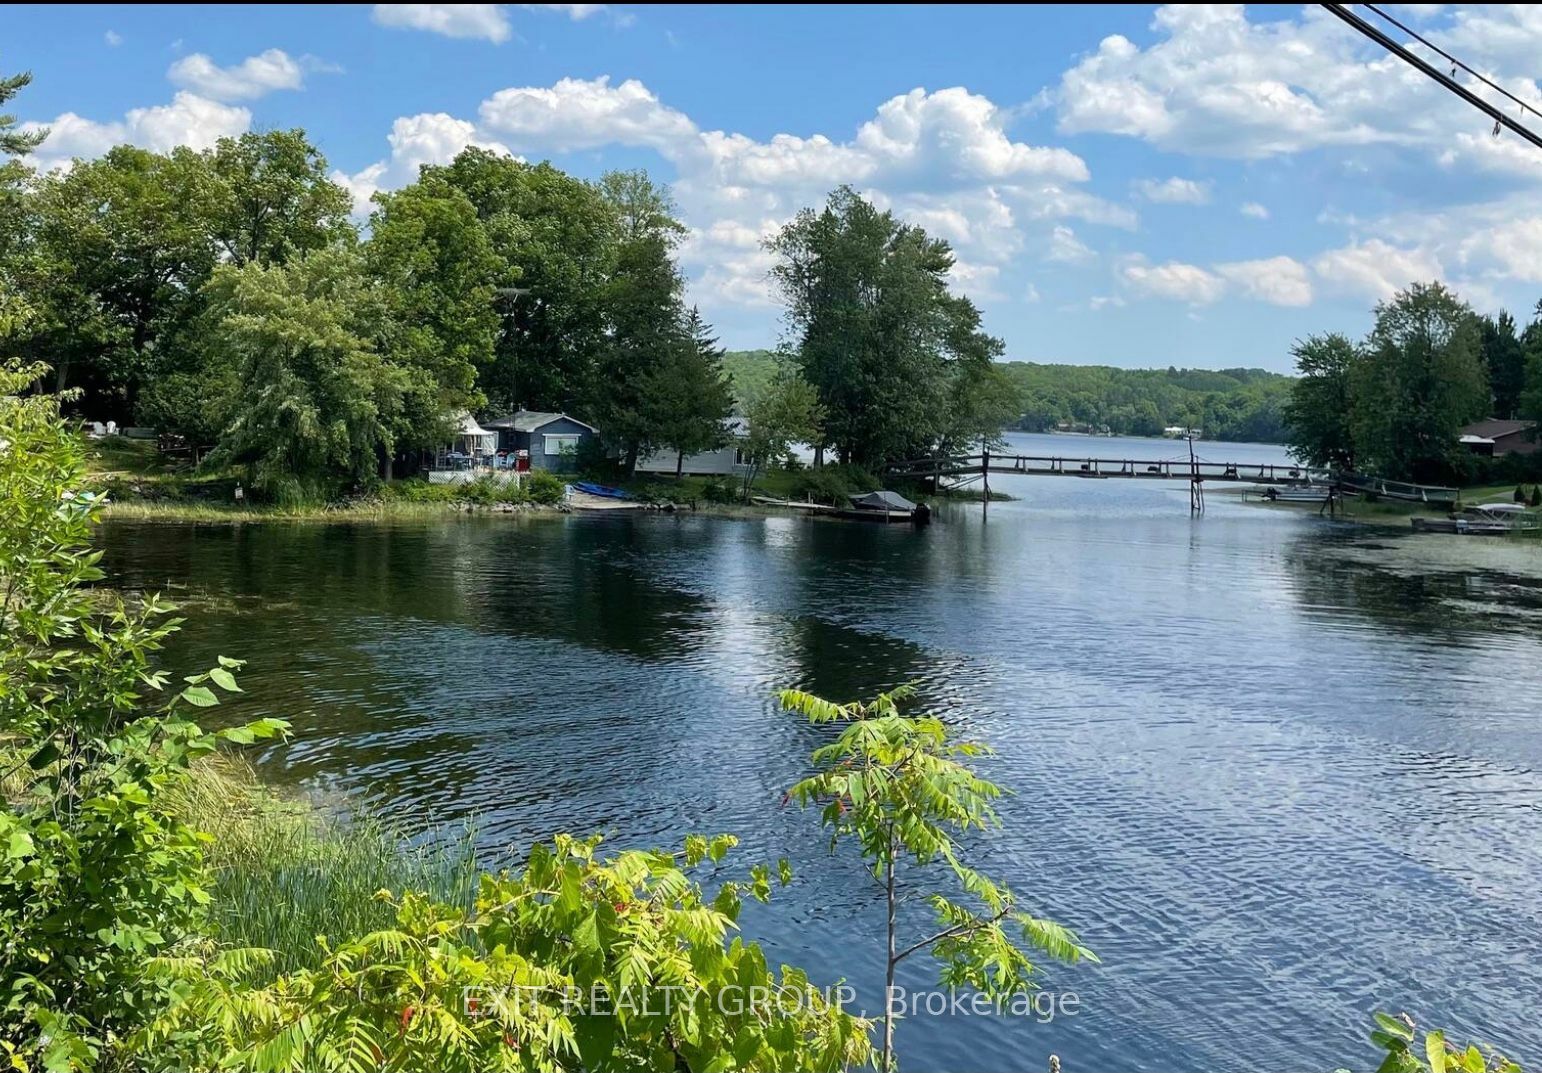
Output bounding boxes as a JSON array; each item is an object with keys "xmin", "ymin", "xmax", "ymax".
[
  {"xmin": 725, "ymin": 350, "xmax": 1295, "ymax": 443},
  {"xmin": 1000, "ymin": 362, "xmax": 1294, "ymax": 443}
]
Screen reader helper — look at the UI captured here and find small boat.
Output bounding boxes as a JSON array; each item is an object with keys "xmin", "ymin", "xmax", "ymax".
[
  {"xmin": 837, "ymin": 490, "xmax": 930, "ymax": 525},
  {"xmin": 570, "ymin": 481, "xmax": 632, "ymax": 500},
  {"xmin": 1259, "ymin": 485, "xmax": 1332, "ymax": 504},
  {"xmin": 1411, "ymin": 503, "xmax": 1540, "ymax": 535}
]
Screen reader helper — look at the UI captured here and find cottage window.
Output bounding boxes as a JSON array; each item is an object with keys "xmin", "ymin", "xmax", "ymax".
[{"xmin": 544, "ymin": 433, "xmax": 581, "ymax": 455}]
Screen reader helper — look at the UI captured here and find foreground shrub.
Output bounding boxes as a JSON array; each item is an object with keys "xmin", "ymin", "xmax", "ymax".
[
  {"xmin": 137, "ymin": 833, "xmax": 872, "ymax": 1073},
  {"xmin": 0, "ymin": 361, "xmax": 285, "ymax": 1067},
  {"xmin": 1363, "ymin": 1011, "xmax": 1521, "ymax": 1073}
]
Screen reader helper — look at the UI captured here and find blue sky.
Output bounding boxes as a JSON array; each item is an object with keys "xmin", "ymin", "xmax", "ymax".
[{"xmin": 10, "ymin": 4, "xmax": 1542, "ymax": 371}]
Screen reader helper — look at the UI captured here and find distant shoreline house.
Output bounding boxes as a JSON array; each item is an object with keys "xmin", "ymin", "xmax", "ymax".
[
  {"xmin": 636, "ymin": 416, "xmax": 753, "ymax": 478},
  {"xmin": 1459, "ymin": 419, "xmax": 1537, "ymax": 457},
  {"xmin": 483, "ymin": 411, "xmax": 599, "ymax": 473}
]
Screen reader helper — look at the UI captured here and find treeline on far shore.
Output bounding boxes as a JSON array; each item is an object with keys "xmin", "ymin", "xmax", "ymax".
[{"xmin": 725, "ymin": 352, "xmax": 1294, "ymax": 444}]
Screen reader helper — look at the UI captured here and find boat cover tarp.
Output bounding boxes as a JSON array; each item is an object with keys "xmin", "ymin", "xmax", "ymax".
[{"xmin": 849, "ymin": 490, "xmax": 917, "ymax": 512}]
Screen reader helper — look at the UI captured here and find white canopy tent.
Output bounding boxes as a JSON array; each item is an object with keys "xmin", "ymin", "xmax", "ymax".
[{"xmin": 455, "ymin": 414, "xmax": 497, "ymax": 456}]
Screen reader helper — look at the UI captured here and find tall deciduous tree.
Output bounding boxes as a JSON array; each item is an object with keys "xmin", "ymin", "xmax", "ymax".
[
  {"xmin": 768, "ymin": 186, "xmax": 1004, "ymax": 469},
  {"xmin": 364, "ymin": 175, "xmax": 500, "ymax": 462},
  {"xmin": 641, "ymin": 308, "xmax": 734, "ymax": 478},
  {"xmin": 1478, "ymin": 310, "xmax": 1525, "ymax": 420},
  {"xmin": 203, "ymin": 248, "xmax": 408, "ymax": 503},
  {"xmin": 203, "ymin": 130, "xmax": 353, "ymax": 267},
  {"xmin": 1351, "ymin": 282, "xmax": 1488, "ymax": 482},
  {"xmin": 429, "ymin": 149, "xmax": 613, "ymax": 415},
  {"xmin": 23, "ymin": 146, "xmax": 215, "ymax": 413},
  {"xmin": 1283, "ymin": 332, "xmax": 1359, "ymax": 471}
]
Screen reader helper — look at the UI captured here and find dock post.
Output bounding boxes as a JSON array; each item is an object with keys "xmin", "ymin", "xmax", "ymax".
[
  {"xmin": 981, "ymin": 449, "xmax": 990, "ymax": 516},
  {"xmin": 1187, "ymin": 434, "xmax": 1204, "ymax": 514}
]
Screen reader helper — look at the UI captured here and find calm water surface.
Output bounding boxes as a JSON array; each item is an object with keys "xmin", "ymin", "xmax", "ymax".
[{"xmin": 98, "ymin": 433, "xmax": 1542, "ymax": 1072}]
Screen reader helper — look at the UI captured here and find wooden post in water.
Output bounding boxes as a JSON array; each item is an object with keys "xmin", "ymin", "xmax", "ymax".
[
  {"xmin": 1188, "ymin": 434, "xmax": 1204, "ymax": 513},
  {"xmin": 981, "ymin": 448, "xmax": 990, "ymax": 517}
]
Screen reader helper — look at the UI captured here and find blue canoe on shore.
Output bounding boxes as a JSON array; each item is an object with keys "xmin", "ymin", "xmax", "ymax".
[{"xmin": 570, "ymin": 481, "xmax": 633, "ymax": 500}]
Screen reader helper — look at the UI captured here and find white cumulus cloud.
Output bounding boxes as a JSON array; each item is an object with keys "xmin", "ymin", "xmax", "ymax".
[
  {"xmin": 25, "ymin": 92, "xmax": 251, "ymax": 172},
  {"xmin": 1132, "ymin": 176, "xmax": 1211, "ymax": 204},
  {"xmin": 1119, "ymin": 257, "xmax": 1227, "ymax": 305},
  {"xmin": 167, "ymin": 49, "xmax": 314, "ymax": 102},
  {"xmin": 372, "ymin": 4, "xmax": 512, "ymax": 42},
  {"xmin": 1240, "ymin": 201, "xmax": 1270, "ymax": 219},
  {"xmin": 1312, "ymin": 239, "xmax": 1443, "ymax": 301},
  {"xmin": 1216, "ymin": 256, "xmax": 1313, "ymax": 306}
]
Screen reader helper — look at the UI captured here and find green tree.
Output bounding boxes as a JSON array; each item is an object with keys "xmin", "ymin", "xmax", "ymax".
[
  {"xmin": 22, "ymin": 145, "xmax": 215, "ymax": 412},
  {"xmin": 0, "ymin": 65, "xmax": 42, "ymax": 275},
  {"xmin": 768, "ymin": 186, "xmax": 1004, "ymax": 469},
  {"xmin": 938, "ymin": 360, "xmax": 1019, "ymax": 456},
  {"xmin": 203, "ymin": 248, "xmax": 409, "ymax": 503},
  {"xmin": 1520, "ymin": 300, "xmax": 1542, "ymax": 434},
  {"xmin": 1350, "ymin": 282, "xmax": 1488, "ymax": 482},
  {"xmin": 1478, "ymin": 311, "xmax": 1525, "ymax": 419},
  {"xmin": 741, "ymin": 365, "xmax": 824, "ymax": 499},
  {"xmin": 0, "ymin": 66, "xmax": 44, "ymax": 157},
  {"xmin": 1283, "ymin": 332, "xmax": 1359, "ymax": 470},
  {"xmin": 431, "ymin": 150, "xmax": 614, "ymax": 415},
  {"xmin": 642, "ymin": 308, "xmax": 734, "ymax": 478},
  {"xmin": 364, "ymin": 175, "xmax": 501, "ymax": 465},
  {"xmin": 203, "ymin": 130, "xmax": 353, "ymax": 267},
  {"xmin": 594, "ymin": 169, "xmax": 693, "ymax": 471},
  {"xmin": 780, "ymin": 687, "xmax": 1095, "ymax": 1073}
]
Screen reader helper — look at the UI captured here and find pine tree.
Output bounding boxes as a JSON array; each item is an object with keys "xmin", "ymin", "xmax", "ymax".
[{"xmin": 642, "ymin": 308, "xmax": 734, "ymax": 479}]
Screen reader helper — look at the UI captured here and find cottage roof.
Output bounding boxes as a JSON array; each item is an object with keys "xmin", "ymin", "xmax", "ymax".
[
  {"xmin": 484, "ymin": 410, "xmax": 598, "ymax": 434},
  {"xmin": 1460, "ymin": 418, "xmax": 1536, "ymax": 440}
]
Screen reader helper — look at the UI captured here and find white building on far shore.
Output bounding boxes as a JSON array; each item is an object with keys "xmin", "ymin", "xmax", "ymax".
[{"xmin": 637, "ymin": 416, "xmax": 752, "ymax": 478}]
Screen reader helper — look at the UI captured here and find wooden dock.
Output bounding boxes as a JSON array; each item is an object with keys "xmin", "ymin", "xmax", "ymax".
[
  {"xmin": 883, "ymin": 453, "xmax": 1460, "ymax": 512},
  {"xmin": 886, "ymin": 452, "xmax": 1325, "ymax": 486}
]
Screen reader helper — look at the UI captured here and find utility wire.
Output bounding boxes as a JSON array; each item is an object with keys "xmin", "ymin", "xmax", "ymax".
[
  {"xmin": 1362, "ymin": 2, "xmax": 1540, "ymax": 122},
  {"xmin": 1320, "ymin": 3, "xmax": 1542, "ymax": 153}
]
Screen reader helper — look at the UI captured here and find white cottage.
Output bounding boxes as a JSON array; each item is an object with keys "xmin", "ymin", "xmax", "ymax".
[{"xmin": 636, "ymin": 416, "xmax": 752, "ymax": 478}]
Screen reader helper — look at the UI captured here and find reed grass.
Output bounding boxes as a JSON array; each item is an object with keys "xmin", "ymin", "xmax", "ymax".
[{"xmin": 165, "ymin": 757, "xmax": 480, "ymax": 973}]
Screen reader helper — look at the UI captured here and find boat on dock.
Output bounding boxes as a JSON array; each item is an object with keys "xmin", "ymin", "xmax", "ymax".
[
  {"xmin": 1411, "ymin": 503, "xmax": 1540, "ymax": 535},
  {"xmin": 837, "ymin": 490, "xmax": 930, "ymax": 524}
]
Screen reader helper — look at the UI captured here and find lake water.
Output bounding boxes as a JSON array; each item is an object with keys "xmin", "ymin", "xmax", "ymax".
[{"xmin": 97, "ymin": 432, "xmax": 1542, "ymax": 1072}]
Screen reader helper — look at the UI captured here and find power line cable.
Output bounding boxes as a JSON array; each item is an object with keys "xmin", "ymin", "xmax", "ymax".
[
  {"xmin": 1361, "ymin": 2, "xmax": 1540, "ymax": 122},
  {"xmin": 1320, "ymin": 3, "xmax": 1542, "ymax": 152}
]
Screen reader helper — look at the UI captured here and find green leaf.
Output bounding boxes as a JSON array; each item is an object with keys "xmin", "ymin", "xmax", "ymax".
[
  {"xmin": 219, "ymin": 726, "xmax": 256, "ymax": 744},
  {"xmin": 1425, "ymin": 1032, "xmax": 1447, "ymax": 1073},
  {"xmin": 6, "ymin": 830, "xmax": 35, "ymax": 860},
  {"xmin": 26, "ymin": 741, "xmax": 61, "ymax": 770},
  {"xmin": 573, "ymin": 1014, "xmax": 616, "ymax": 1070},
  {"xmin": 181, "ymin": 684, "xmax": 219, "ymax": 708},
  {"xmin": 1375, "ymin": 1013, "xmax": 1415, "ymax": 1043},
  {"xmin": 572, "ymin": 910, "xmax": 600, "ymax": 954},
  {"xmin": 209, "ymin": 667, "xmax": 241, "ymax": 692}
]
